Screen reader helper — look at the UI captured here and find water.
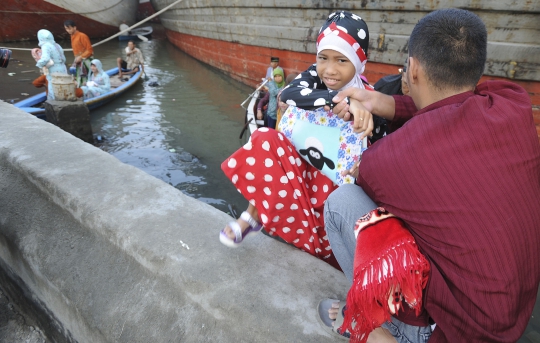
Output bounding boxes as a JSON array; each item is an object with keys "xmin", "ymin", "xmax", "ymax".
[{"xmin": 88, "ymin": 36, "xmax": 251, "ymax": 215}]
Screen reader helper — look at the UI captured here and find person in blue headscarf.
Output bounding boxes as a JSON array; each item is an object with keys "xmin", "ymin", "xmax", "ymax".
[
  {"xmin": 35, "ymin": 29, "xmax": 68, "ymax": 100},
  {"xmin": 80, "ymin": 59, "xmax": 110, "ymax": 99}
]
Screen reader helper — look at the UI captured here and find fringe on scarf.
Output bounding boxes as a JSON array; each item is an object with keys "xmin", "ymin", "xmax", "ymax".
[{"xmin": 339, "ymin": 208, "xmax": 430, "ymax": 343}]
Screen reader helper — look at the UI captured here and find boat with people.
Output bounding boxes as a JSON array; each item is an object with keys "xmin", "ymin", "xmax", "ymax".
[
  {"xmin": 0, "ymin": 0, "xmax": 139, "ymax": 43},
  {"xmin": 150, "ymin": 0, "xmax": 539, "ymax": 110},
  {"xmin": 14, "ymin": 67, "xmax": 142, "ymax": 118}
]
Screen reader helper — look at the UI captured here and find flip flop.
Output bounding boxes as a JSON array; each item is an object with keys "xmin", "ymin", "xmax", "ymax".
[
  {"xmin": 317, "ymin": 298, "xmax": 350, "ymax": 340},
  {"xmin": 219, "ymin": 211, "xmax": 263, "ymax": 248}
]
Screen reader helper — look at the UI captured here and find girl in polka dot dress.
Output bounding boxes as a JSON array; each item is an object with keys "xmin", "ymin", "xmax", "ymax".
[{"xmin": 220, "ymin": 11, "xmax": 373, "ymax": 269}]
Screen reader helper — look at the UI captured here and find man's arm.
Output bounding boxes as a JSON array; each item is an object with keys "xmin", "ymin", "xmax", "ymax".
[{"xmin": 79, "ymin": 33, "xmax": 94, "ymax": 59}]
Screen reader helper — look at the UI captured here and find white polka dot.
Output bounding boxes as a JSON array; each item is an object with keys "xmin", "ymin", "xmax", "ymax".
[
  {"xmin": 286, "ymin": 171, "xmax": 294, "ymax": 179},
  {"xmin": 246, "ymin": 172, "xmax": 255, "ymax": 180},
  {"xmin": 276, "ymin": 203, "xmax": 284, "ymax": 210},
  {"xmin": 247, "ymin": 186, "xmax": 256, "ymax": 193},
  {"xmin": 307, "ymin": 172, "xmax": 312, "ymax": 179},
  {"xmin": 273, "ymin": 216, "xmax": 280, "ymax": 222},
  {"xmin": 243, "ymin": 141, "xmax": 252, "ymax": 150},
  {"xmin": 227, "ymin": 158, "xmax": 237, "ymax": 168},
  {"xmin": 295, "ymin": 189, "xmax": 302, "ymax": 197},
  {"xmin": 296, "ymin": 229, "xmax": 304, "ymax": 234},
  {"xmin": 314, "ymin": 98, "xmax": 326, "ymax": 107},
  {"xmin": 300, "ymin": 81, "xmax": 310, "ymax": 87},
  {"xmin": 293, "ymin": 192, "xmax": 298, "ymax": 199},
  {"xmin": 323, "ymin": 184, "xmax": 329, "ymax": 192},
  {"xmin": 261, "ymin": 214, "xmax": 268, "ymax": 224},
  {"xmin": 312, "ymin": 185, "xmax": 318, "ymax": 192},
  {"xmin": 286, "ymin": 99, "xmax": 297, "ymax": 106},
  {"xmin": 279, "ymin": 190, "xmax": 287, "ymax": 198},
  {"xmin": 309, "ymin": 70, "xmax": 318, "ymax": 77},
  {"xmin": 352, "ymin": 42, "xmax": 360, "ymax": 51},
  {"xmin": 258, "ymin": 127, "xmax": 269, "ymax": 132},
  {"xmin": 319, "ymin": 238, "xmax": 323, "ymax": 243},
  {"xmin": 280, "ymin": 176, "xmax": 288, "ymax": 184},
  {"xmin": 270, "ymin": 227, "xmax": 276, "ymax": 233},
  {"xmin": 246, "ymin": 157, "xmax": 255, "ymax": 166},
  {"xmin": 264, "ymin": 174, "xmax": 273, "ymax": 182},
  {"xmin": 264, "ymin": 187, "xmax": 271, "ymax": 195},
  {"xmin": 297, "ymin": 176, "xmax": 303, "ymax": 183},
  {"xmin": 290, "ymin": 204, "xmax": 298, "ymax": 210},
  {"xmin": 303, "ymin": 209, "xmax": 310, "ymax": 216},
  {"xmin": 358, "ymin": 29, "xmax": 367, "ymax": 40},
  {"xmin": 325, "ymin": 246, "xmax": 332, "ymax": 251},
  {"xmin": 265, "ymin": 158, "xmax": 274, "ymax": 167},
  {"xmin": 262, "ymin": 141, "xmax": 270, "ymax": 151},
  {"xmin": 287, "ymin": 217, "xmax": 295, "ymax": 223},
  {"xmin": 249, "ymin": 199, "xmax": 255, "ymax": 206},
  {"xmin": 277, "ymin": 147, "xmax": 285, "ymax": 157},
  {"xmin": 300, "ymin": 88, "xmax": 313, "ymax": 96},
  {"xmin": 293, "ymin": 238, "xmax": 300, "ymax": 243},
  {"xmin": 315, "ymin": 211, "xmax": 321, "ymax": 218},
  {"xmin": 304, "ymin": 244, "xmax": 311, "ymax": 251},
  {"xmin": 278, "ymin": 133, "xmax": 284, "ymax": 140},
  {"xmin": 237, "ymin": 188, "xmax": 242, "ymax": 194},
  {"xmin": 315, "ymin": 248, "xmax": 322, "ymax": 253},
  {"xmin": 311, "ymin": 198, "xmax": 317, "ymax": 204},
  {"xmin": 232, "ymin": 174, "xmax": 238, "ymax": 184},
  {"xmin": 296, "ymin": 158, "xmax": 302, "ymax": 167},
  {"xmin": 314, "ymin": 171, "xmax": 318, "ymax": 178},
  {"xmin": 323, "ymin": 235, "xmax": 329, "ymax": 241},
  {"xmin": 263, "ymin": 200, "xmax": 269, "ymax": 209},
  {"xmin": 303, "ymin": 221, "xmax": 309, "ymax": 227},
  {"xmin": 309, "ymin": 236, "xmax": 315, "ymax": 242},
  {"xmin": 283, "ymin": 227, "xmax": 291, "ymax": 233}
]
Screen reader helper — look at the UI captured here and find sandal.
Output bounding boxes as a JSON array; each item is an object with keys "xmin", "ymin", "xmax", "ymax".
[
  {"xmin": 219, "ymin": 211, "xmax": 263, "ymax": 248},
  {"xmin": 317, "ymin": 299, "xmax": 350, "ymax": 340}
]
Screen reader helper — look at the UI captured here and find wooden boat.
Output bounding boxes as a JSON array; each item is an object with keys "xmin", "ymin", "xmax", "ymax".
[
  {"xmin": 14, "ymin": 67, "xmax": 142, "ymax": 118},
  {"xmin": 150, "ymin": 0, "xmax": 540, "ymax": 108},
  {"xmin": 118, "ymin": 26, "xmax": 153, "ymax": 41},
  {"xmin": 0, "ymin": 0, "xmax": 139, "ymax": 43}
]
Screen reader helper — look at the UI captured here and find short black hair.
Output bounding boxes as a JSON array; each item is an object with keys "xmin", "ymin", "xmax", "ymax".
[
  {"xmin": 128, "ymin": 40, "xmax": 136, "ymax": 45},
  {"xmin": 64, "ymin": 20, "xmax": 76, "ymax": 28},
  {"xmin": 408, "ymin": 8, "xmax": 487, "ymax": 90}
]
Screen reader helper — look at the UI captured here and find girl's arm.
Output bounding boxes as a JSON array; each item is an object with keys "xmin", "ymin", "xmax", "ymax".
[{"xmin": 280, "ymin": 64, "xmax": 336, "ymax": 110}]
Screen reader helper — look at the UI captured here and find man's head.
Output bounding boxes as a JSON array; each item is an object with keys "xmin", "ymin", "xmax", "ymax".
[
  {"xmin": 128, "ymin": 40, "xmax": 136, "ymax": 50},
  {"xmin": 270, "ymin": 57, "xmax": 279, "ymax": 69},
  {"xmin": 64, "ymin": 20, "xmax": 77, "ymax": 35},
  {"xmin": 407, "ymin": 9, "xmax": 487, "ymax": 93}
]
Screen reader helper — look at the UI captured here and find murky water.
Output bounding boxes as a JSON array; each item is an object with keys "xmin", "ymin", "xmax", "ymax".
[{"xmin": 87, "ymin": 37, "xmax": 251, "ymax": 215}]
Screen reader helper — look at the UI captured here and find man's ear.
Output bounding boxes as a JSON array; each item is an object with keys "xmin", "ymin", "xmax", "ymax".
[{"xmin": 408, "ymin": 56, "xmax": 419, "ymax": 85}]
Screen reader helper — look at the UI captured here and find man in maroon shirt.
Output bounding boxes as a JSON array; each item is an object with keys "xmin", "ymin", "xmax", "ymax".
[{"xmin": 323, "ymin": 8, "xmax": 540, "ymax": 342}]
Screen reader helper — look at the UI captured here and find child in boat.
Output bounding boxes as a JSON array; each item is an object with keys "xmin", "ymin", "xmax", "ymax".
[
  {"xmin": 219, "ymin": 11, "xmax": 372, "ymax": 268},
  {"xmin": 256, "ymin": 68, "xmax": 286, "ymax": 129},
  {"xmin": 81, "ymin": 59, "xmax": 111, "ymax": 100}
]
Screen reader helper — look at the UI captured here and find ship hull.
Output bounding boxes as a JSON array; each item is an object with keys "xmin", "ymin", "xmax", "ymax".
[
  {"xmin": 151, "ymin": 0, "xmax": 540, "ymax": 102},
  {"xmin": 0, "ymin": 0, "xmax": 139, "ymax": 42}
]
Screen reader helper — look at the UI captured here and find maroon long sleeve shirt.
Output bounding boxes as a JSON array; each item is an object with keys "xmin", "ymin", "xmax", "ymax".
[{"xmin": 357, "ymin": 81, "xmax": 540, "ymax": 342}]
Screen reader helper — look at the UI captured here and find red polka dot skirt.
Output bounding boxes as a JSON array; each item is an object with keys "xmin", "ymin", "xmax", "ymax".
[{"xmin": 221, "ymin": 128, "xmax": 340, "ymax": 268}]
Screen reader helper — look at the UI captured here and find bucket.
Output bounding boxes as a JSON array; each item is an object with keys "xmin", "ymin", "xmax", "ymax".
[{"xmin": 51, "ymin": 73, "xmax": 77, "ymax": 101}]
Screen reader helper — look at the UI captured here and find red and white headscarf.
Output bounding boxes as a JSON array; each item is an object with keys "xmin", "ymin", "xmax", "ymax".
[{"xmin": 316, "ymin": 11, "xmax": 370, "ymax": 91}]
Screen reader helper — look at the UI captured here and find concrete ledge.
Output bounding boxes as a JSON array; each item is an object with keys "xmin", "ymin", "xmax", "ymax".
[{"xmin": 0, "ymin": 101, "xmax": 349, "ymax": 342}]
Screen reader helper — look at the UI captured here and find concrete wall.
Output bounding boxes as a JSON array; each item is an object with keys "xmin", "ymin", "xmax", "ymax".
[{"xmin": 0, "ymin": 101, "xmax": 349, "ymax": 342}]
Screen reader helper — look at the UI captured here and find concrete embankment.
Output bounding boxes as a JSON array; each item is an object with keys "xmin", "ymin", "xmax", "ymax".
[{"xmin": 0, "ymin": 100, "xmax": 349, "ymax": 343}]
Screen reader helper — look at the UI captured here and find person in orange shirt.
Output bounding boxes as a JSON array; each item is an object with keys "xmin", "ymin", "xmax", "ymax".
[{"xmin": 64, "ymin": 20, "xmax": 94, "ymax": 87}]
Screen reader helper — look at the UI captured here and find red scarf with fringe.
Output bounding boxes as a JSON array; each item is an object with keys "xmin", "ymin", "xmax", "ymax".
[{"xmin": 340, "ymin": 208, "xmax": 430, "ymax": 343}]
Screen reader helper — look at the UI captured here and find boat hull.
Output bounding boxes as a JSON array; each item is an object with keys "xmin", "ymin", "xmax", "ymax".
[
  {"xmin": 0, "ymin": 0, "xmax": 139, "ymax": 42},
  {"xmin": 152, "ymin": 1, "xmax": 540, "ymax": 100}
]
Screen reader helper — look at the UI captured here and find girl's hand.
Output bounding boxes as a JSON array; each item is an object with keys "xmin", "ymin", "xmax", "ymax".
[
  {"xmin": 349, "ymin": 99, "xmax": 374, "ymax": 140},
  {"xmin": 341, "ymin": 161, "xmax": 360, "ymax": 179}
]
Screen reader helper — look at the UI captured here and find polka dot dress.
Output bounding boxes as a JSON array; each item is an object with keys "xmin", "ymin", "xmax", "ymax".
[{"xmin": 221, "ymin": 127, "xmax": 340, "ymax": 267}]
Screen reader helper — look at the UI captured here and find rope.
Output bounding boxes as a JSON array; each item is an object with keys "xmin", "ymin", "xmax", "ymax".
[{"xmin": 0, "ymin": 0, "xmax": 184, "ymax": 52}]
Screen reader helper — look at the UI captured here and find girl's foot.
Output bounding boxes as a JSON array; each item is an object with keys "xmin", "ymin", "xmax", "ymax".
[{"xmin": 219, "ymin": 206, "xmax": 262, "ymax": 247}]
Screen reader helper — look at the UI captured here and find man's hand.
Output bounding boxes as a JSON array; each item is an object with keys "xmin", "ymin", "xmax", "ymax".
[
  {"xmin": 257, "ymin": 109, "xmax": 263, "ymax": 120},
  {"xmin": 341, "ymin": 161, "xmax": 360, "ymax": 179},
  {"xmin": 333, "ymin": 87, "xmax": 396, "ymax": 121},
  {"xmin": 74, "ymin": 56, "xmax": 82, "ymax": 64}
]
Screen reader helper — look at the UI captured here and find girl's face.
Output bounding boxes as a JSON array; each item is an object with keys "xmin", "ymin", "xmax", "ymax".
[
  {"xmin": 90, "ymin": 64, "xmax": 98, "ymax": 73},
  {"xmin": 274, "ymin": 74, "xmax": 283, "ymax": 84},
  {"xmin": 316, "ymin": 49, "xmax": 356, "ymax": 90}
]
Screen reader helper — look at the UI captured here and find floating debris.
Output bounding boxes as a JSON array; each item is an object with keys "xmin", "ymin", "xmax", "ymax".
[
  {"xmin": 21, "ymin": 93, "xmax": 29, "ymax": 96},
  {"xmin": 148, "ymin": 81, "xmax": 159, "ymax": 87},
  {"xmin": 179, "ymin": 240, "xmax": 190, "ymax": 250},
  {"xmin": 7, "ymin": 73, "xmax": 15, "ymax": 76},
  {"xmin": 169, "ymin": 148, "xmax": 176, "ymax": 153}
]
